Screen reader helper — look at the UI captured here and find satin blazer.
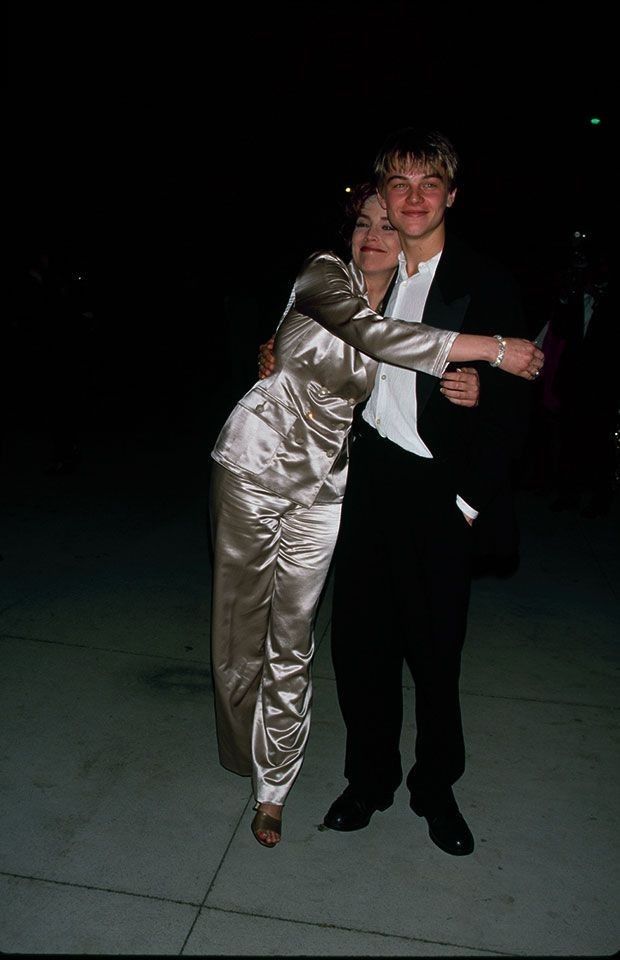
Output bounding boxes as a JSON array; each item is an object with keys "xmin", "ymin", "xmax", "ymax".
[{"xmin": 211, "ymin": 251, "xmax": 456, "ymax": 508}]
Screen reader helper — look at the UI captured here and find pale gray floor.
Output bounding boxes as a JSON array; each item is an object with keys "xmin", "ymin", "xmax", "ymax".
[{"xmin": 1, "ymin": 429, "xmax": 618, "ymax": 957}]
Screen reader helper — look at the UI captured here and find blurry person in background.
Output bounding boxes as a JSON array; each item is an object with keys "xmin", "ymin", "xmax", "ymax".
[
  {"xmin": 529, "ymin": 231, "xmax": 616, "ymax": 517},
  {"xmin": 10, "ymin": 243, "xmax": 98, "ymax": 474}
]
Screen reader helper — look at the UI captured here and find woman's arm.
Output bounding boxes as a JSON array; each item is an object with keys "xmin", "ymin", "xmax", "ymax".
[
  {"xmin": 259, "ymin": 337, "xmax": 481, "ymax": 408},
  {"xmin": 295, "ymin": 252, "xmax": 543, "ymax": 380}
]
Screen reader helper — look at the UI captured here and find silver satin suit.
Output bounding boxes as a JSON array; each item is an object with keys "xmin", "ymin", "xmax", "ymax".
[{"xmin": 209, "ymin": 251, "xmax": 456, "ymax": 805}]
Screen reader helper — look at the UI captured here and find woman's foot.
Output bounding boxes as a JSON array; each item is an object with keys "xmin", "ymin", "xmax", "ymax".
[{"xmin": 251, "ymin": 802, "xmax": 282, "ymax": 847}]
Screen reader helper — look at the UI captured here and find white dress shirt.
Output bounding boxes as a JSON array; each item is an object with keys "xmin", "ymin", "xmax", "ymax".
[{"xmin": 363, "ymin": 249, "xmax": 478, "ymax": 520}]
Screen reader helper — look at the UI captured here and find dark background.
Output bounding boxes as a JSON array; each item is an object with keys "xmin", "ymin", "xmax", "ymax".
[{"xmin": 6, "ymin": 3, "xmax": 612, "ymax": 446}]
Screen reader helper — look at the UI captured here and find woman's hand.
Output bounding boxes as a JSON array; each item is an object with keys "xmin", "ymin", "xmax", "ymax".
[
  {"xmin": 440, "ymin": 367, "xmax": 479, "ymax": 407},
  {"xmin": 258, "ymin": 337, "xmax": 276, "ymax": 379},
  {"xmin": 499, "ymin": 339, "xmax": 544, "ymax": 380}
]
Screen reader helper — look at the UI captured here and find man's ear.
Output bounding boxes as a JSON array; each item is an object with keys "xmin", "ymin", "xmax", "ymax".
[
  {"xmin": 446, "ymin": 188, "xmax": 457, "ymax": 208},
  {"xmin": 376, "ymin": 189, "xmax": 388, "ymax": 210}
]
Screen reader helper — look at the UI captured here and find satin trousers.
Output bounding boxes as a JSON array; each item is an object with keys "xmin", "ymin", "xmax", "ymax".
[{"xmin": 209, "ymin": 463, "xmax": 342, "ymax": 804}]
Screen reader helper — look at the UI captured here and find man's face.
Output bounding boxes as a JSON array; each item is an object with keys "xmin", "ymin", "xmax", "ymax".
[{"xmin": 379, "ymin": 164, "xmax": 456, "ymax": 243}]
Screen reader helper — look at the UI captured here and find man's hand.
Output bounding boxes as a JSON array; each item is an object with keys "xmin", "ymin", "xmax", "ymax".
[
  {"xmin": 258, "ymin": 336, "xmax": 276, "ymax": 379},
  {"xmin": 440, "ymin": 367, "xmax": 480, "ymax": 407}
]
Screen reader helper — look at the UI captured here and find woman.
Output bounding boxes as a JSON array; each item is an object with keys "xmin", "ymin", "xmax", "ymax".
[{"xmin": 209, "ymin": 186, "xmax": 543, "ymax": 847}]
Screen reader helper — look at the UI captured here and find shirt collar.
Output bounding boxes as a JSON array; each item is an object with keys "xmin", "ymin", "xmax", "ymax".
[{"xmin": 397, "ymin": 248, "xmax": 443, "ymax": 279}]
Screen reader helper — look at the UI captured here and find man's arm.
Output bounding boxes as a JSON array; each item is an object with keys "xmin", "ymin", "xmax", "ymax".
[{"xmin": 456, "ymin": 278, "xmax": 533, "ymax": 513}]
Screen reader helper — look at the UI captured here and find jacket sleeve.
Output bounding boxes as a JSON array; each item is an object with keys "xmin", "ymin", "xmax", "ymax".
[
  {"xmin": 294, "ymin": 251, "xmax": 457, "ymax": 378},
  {"xmin": 456, "ymin": 276, "xmax": 532, "ymax": 513}
]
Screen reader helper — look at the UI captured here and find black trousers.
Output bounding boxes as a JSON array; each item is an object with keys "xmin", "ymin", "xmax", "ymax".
[{"xmin": 331, "ymin": 422, "xmax": 472, "ymax": 815}]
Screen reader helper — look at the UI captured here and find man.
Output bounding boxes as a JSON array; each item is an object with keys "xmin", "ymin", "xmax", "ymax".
[{"xmin": 322, "ymin": 128, "xmax": 533, "ymax": 855}]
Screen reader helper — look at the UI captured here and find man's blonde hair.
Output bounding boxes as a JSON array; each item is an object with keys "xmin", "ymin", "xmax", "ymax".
[{"xmin": 374, "ymin": 128, "xmax": 459, "ymax": 191}]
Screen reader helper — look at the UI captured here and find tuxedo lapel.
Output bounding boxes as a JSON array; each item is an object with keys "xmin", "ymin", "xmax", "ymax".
[{"xmin": 416, "ymin": 242, "xmax": 471, "ymax": 418}]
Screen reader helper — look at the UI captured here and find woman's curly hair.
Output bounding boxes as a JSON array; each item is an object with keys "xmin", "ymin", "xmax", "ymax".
[{"xmin": 339, "ymin": 181, "xmax": 379, "ymax": 244}]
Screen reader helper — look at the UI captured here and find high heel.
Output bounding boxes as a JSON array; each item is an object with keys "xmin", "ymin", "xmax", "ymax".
[{"xmin": 251, "ymin": 802, "xmax": 282, "ymax": 848}]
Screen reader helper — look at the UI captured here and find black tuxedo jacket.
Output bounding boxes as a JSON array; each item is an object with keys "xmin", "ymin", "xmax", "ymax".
[{"xmin": 414, "ymin": 233, "xmax": 532, "ymax": 556}]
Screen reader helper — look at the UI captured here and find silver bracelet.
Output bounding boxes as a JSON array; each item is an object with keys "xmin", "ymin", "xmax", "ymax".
[{"xmin": 490, "ymin": 334, "xmax": 506, "ymax": 368}]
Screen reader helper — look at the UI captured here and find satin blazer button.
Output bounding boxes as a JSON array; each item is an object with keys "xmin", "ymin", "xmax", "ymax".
[
  {"xmin": 337, "ymin": 423, "xmax": 345, "ymax": 430},
  {"xmin": 318, "ymin": 386, "xmax": 328, "ymax": 397},
  {"xmin": 347, "ymin": 398, "xmax": 355, "ymax": 406},
  {"xmin": 325, "ymin": 449, "xmax": 335, "ymax": 458}
]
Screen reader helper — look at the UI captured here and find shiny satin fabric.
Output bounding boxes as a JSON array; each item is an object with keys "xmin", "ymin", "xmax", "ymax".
[
  {"xmin": 212, "ymin": 251, "xmax": 456, "ymax": 508},
  {"xmin": 209, "ymin": 251, "xmax": 456, "ymax": 806},
  {"xmin": 209, "ymin": 463, "xmax": 341, "ymax": 804}
]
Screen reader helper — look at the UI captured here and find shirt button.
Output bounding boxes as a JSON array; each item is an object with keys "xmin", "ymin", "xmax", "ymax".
[
  {"xmin": 318, "ymin": 386, "xmax": 328, "ymax": 397},
  {"xmin": 348, "ymin": 398, "xmax": 355, "ymax": 406},
  {"xmin": 305, "ymin": 410, "xmax": 314, "ymax": 419},
  {"xmin": 381, "ymin": 374, "xmax": 386, "ymax": 380},
  {"xmin": 255, "ymin": 403, "xmax": 265, "ymax": 412},
  {"xmin": 376, "ymin": 418, "xmax": 381, "ymax": 425},
  {"xmin": 326, "ymin": 449, "xmax": 334, "ymax": 458},
  {"xmin": 337, "ymin": 422, "xmax": 345, "ymax": 430}
]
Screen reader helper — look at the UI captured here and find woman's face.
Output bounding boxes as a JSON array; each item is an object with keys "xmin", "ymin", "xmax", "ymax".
[{"xmin": 351, "ymin": 195, "xmax": 401, "ymax": 276}]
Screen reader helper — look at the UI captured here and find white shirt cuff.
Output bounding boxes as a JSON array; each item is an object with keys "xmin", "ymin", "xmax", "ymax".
[{"xmin": 456, "ymin": 495, "xmax": 479, "ymax": 520}]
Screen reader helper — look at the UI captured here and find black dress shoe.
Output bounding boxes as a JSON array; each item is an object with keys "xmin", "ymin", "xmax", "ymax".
[
  {"xmin": 323, "ymin": 787, "xmax": 393, "ymax": 831},
  {"xmin": 425, "ymin": 809, "xmax": 474, "ymax": 856}
]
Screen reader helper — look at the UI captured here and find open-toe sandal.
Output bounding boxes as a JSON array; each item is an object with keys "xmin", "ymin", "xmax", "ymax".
[{"xmin": 251, "ymin": 808, "xmax": 282, "ymax": 848}]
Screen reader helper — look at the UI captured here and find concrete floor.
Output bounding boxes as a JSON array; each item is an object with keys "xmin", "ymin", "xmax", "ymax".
[{"xmin": 1, "ymin": 428, "xmax": 618, "ymax": 956}]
